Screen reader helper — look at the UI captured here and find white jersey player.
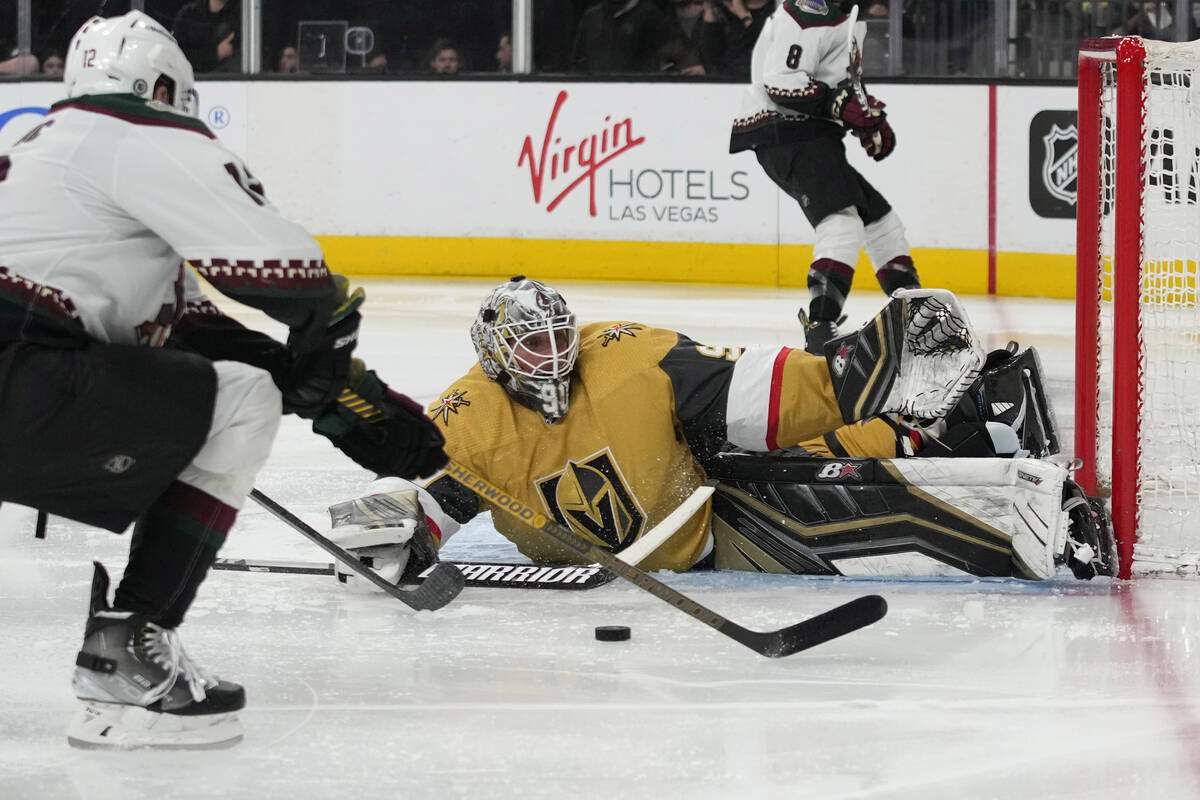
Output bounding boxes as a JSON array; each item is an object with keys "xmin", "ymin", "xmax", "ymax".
[
  {"xmin": 0, "ymin": 11, "xmax": 445, "ymax": 749},
  {"xmin": 730, "ymin": 0, "xmax": 920, "ymax": 355}
]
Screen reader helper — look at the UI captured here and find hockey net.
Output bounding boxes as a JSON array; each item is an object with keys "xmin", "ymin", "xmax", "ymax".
[{"xmin": 1076, "ymin": 37, "xmax": 1200, "ymax": 579}]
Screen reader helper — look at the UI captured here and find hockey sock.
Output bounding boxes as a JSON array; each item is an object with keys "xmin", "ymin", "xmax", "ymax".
[
  {"xmin": 807, "ymin": 258, "xmax": 855, "ymax": 321},
  {"xmin": 875, "ymin": 256, "xmax": 920, "ymax": 295},
  {"xmin": 114, "ymin": 481, "xmax": 237, "ymax": 629}
]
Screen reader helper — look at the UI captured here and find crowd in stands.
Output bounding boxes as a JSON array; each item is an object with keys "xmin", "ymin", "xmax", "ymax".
[{"xmin": 2, "ymin": 1, "xmax": 1199, "ymax": 80}]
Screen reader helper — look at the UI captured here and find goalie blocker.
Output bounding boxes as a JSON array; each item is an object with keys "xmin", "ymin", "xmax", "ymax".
[{"xmin": 704, "ymin": 450, "xmax": 1116, "ymax": 581}]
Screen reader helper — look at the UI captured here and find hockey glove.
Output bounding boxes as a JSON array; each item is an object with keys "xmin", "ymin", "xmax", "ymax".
[
  {"xmin": 855, "ymin": 118, "xmax": 895, "ymax": 161},
  {"xmin": 283, "ymin": 275, "xmax": 363, "ymax": 418},
  {"xmin": 327, "ymin": 488, "xmax": 441, "ymax": 593},
  {"xmin": 828, "ymin": 80, "xmax": 887, "ymax": 130},
  {"xmin": 313, "ymin": 359, "xmax": 449, "ymax": 479}
]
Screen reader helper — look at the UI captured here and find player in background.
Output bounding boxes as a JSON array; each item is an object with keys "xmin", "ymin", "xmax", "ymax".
[
  {"xmin": 729, "ymin": 0, "xmax": 920, "ymax": 356},
  {"xmin": 321, "ymin": 277, "xmax": 1115, "ymax": 597},
  {"xmin": 0, "ymin": 12, "xmax": 445, "ymax": 749}
]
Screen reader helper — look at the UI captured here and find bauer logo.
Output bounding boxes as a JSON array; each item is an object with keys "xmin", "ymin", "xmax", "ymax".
[
  {"xmin": 816, "ymin": 462, "xmax": 864, "ymax": 481},
  {"xmin": 1029, "ymin": 110, "xmax": 1077, "ymax": 219}
]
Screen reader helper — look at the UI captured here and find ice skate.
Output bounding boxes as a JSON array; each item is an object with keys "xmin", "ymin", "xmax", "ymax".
[
  {"xmin": 798, "ymin": 311, "xmax": 847, "ymax": 357},
  {"xmin": 66, "ymin": 562, "xmax": 245, "ymax": 749}
]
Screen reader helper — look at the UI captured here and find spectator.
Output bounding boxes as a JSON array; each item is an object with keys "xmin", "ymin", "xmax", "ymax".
[
  {"xmin": 354, "ymin": 49, "xmax": 389, "ymax": 74},
  {"xmin": 0, "ymin": 50, "xmax": 36, "ymax": 76},
  {"xmin": 428, "ymin": 38, "xmax": 462, "ymax": 74},
  {"xmin": 1114, "ymin": 0, "xmax": 1198, "ymax": 39},
  {"xmin": 497, "ymin": 31, "xmax": 513, "ymax": 72},
  {"xmin": 41, "ymin": 50, "xmax": 65, "ymax": 77},
  {"xmin": 572, "ymin": 0, "xmax": 673, "ymax": 74},
  {"xmin": 0, "ymin": 2, "xmax": 36, "ymax": 76},
  {"xmin": 662, "ymin": 0, "xmax": 707, "ymax": 74},
  {"xmin": 699, "ymin": 0, "xmax": 770, "ymax": 80},
  {"xmin": 533, "ymin": 0, "xmax": 590, "ymax": 72},
  {"xmin": 860, "ymin": 1, "xmax": 892, "ymax": 76},
  {"xmin": 277, "ymin": 44, "xmax": 299, "ymax": 73},
  {"xmin": 172, "ymin": 0, "xmax": 240, "ymax": 73}
]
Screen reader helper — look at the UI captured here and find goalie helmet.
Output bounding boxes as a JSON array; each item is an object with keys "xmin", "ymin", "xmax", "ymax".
[
  {"xmin": 471, "ymin": 276, "xmax": 580, "ymax": 424},
  {"xmin": 64, "ymin": 11, "xmax": 199, "ymax": 117}
]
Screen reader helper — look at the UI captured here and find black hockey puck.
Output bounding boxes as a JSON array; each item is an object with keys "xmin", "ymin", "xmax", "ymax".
[{"xmin": 595, "ymin": 625, "xmax": 631, "ymax": 642}]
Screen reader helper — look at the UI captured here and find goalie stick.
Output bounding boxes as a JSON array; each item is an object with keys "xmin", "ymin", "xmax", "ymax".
[
  {"xmin": 248, "ymin": 488, "xmax": 465, "ymax": 611},
  {"xmin": 217, "ymin": 480, "xmax": 716, "ymax": 589},
  {"xmin": 442, "ymin": 459, "xmax": 887, "ymax": 658},
  {"xmin": 213, "ymin": 557, "xmax": 617, "ymax": 590}
]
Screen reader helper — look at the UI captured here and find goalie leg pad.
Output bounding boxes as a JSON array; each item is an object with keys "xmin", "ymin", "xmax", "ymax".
[{"xmin": 825, "ymin": 289, "xmax": 986, "ymax": 424}]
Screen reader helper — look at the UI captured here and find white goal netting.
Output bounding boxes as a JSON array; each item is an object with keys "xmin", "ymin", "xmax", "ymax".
[{"xmin": 1092, "ymin": 38, "xmax": 1200, "ymax": 576}]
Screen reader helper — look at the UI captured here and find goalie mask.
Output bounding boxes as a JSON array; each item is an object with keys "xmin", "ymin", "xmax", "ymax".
[
  {"xmin": 64, "ymin": 11, "xmax": 199, "ymax": 117},
  {"xmin": 471, "ymin": 276, "xmax": 580, "ymax": 424}
]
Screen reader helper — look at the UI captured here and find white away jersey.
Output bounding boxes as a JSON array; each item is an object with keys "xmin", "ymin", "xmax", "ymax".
[
  {"xmin": 730, "ymin": 0, "xmax": 854, "ymax": 151},
  {"xmin": 0, "ymin": 93, "xmax": 331, "ymax": 346}
]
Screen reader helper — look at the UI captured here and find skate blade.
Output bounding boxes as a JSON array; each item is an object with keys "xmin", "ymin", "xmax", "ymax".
[{"xmin": 66, "ymin": 701, "xmax": 243, "ymax": 750}]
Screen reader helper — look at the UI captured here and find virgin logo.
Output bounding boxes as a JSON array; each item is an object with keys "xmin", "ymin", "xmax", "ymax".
[{"xmin": 519, "ymin": 90, "xmax": 645, "ymax": 217}]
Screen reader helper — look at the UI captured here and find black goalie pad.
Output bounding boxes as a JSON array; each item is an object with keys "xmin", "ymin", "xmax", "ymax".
[
  {"xmin": 948, "ymin": 345, "xmax": 1061, "ymax": 458},
  {"xmin": 703, "ymin": 450, "xmax": 1016, "ymax": 578}
]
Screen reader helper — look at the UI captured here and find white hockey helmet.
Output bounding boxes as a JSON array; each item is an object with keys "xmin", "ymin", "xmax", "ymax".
[
  {"xmin": 471, "ymin": 276, "xmax": 580, "ymax": 424},
  {"xmin": 64, "ymin": 11, "xmax": 199, "ymax": 117}
]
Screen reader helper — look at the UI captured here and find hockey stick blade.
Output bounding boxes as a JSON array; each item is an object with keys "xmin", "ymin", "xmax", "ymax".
[
  {"xmin": 735, "ymin": 594, "xmax": 887, "ymax": 658},
  {"xmin": 443, "ymin": 460, "xmax": 887, "ymax": 657},
  {"xmin": 248, "ymin": 488, "xmax": 465, "ymax": 611}
]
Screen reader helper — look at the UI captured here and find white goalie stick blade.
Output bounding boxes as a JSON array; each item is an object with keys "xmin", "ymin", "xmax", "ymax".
[
  {"xmin": 614, "ymin": 480, "xmax": 717, "ymax": 566},
  {"xmin": 213, "ymin": 557, "xmax": 617, "ymax": 590}
]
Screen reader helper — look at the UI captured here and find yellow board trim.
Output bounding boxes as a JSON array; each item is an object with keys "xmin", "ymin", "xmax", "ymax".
[{"xmin": 315, "ymin": 236, "xmax": 1077, "ymax": 299}]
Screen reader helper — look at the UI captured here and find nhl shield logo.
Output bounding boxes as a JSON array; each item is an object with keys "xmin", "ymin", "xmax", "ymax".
[{"xmin": 1041, "ymin": 124, "xmax": 1078, "ymax": 205}]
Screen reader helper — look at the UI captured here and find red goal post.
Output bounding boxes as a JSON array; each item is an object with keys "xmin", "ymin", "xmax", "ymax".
[{"xmin": 1075, "ymin": 36, "xmax": 1200, "ymax": 579}]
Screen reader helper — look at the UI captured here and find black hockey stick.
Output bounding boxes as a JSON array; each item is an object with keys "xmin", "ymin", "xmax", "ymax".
[
  {"xmin": 247, "ymin": 488, "xmax": 465, "ymax": 611},
  {"xmin": 444, "ymin": 460, "xmax": 887, "ymax": 658},
  {"xmin": 213, "ymin": 556, "xmax": 617, "ymax": 590}
]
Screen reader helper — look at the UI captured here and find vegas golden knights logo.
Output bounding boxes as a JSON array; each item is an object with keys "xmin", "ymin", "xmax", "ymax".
[{"xmin": 536, "ymin": 449, "xmax": 645, "ymax": 552}]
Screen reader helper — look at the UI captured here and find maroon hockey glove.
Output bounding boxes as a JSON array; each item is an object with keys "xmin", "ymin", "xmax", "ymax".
[
  {"xmin": 854, "ymin": 118, "xmax": 895, "ymax": 161},
  {"xmin": 828, "ymin": 82, "xmax": 887, "ymax": 130}
]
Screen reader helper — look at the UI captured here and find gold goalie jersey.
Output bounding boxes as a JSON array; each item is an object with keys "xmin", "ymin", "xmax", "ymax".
[{"xmin": 423, "ymin": 322, "xmax": 900, "ymax": 571}]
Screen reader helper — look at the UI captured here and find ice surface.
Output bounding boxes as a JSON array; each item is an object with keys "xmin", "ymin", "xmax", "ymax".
[{"xmin": 2, "ymin": 280, "xmax": 1199, "ymax": 800}]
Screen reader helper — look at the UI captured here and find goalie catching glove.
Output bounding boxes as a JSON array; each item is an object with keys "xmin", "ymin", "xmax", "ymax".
[
  {"xmin": 327, "ymin": 487, "xmax": 441, "ymax": 593},
  {"xmin": 313, "ymin": 358, "xmax": 448, "ymax": 479},
  {"xmin": 823, "ymin": 288, "xmax": 986, "ymax": 425}
]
